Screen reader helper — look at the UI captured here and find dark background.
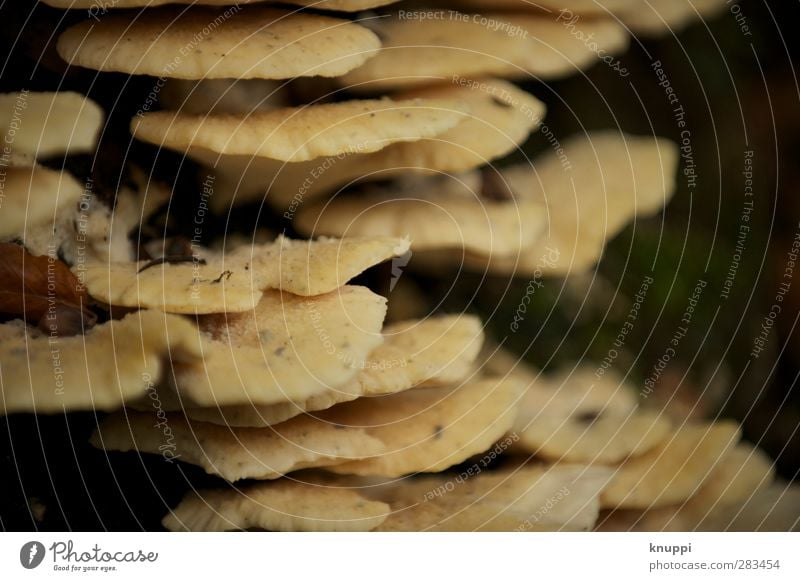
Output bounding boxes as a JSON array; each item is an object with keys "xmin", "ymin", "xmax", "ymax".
[{"xmin": 1, "ymin": 0, "xmax": 799, "ymax": 530}]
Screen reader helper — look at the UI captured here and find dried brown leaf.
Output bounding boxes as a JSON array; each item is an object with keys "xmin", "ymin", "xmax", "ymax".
[{"xmin": 0, "ymin": 243, "xmax": 94, "ymax": 331}]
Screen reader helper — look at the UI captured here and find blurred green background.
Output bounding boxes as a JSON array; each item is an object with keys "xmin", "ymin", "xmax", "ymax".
[
  {"xmin": 461, "ymin": 0, "xmax": 800, "ymax": 481},
  {"xmin": 0, "ymin": 0, "xmax": 798, "ymax": 530}
]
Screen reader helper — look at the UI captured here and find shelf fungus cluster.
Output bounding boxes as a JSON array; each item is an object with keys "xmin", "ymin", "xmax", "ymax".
[{"xmin": 0, "ymin": 0, "xmax": 792, "ymax": 532}]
